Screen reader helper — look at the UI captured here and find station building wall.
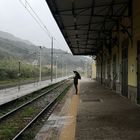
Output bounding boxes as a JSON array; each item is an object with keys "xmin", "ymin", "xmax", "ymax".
[
  {"xmin": 96, "ymin": 0, "xmax": 140, "ymax": 104},
  {"xmin": 92, "ymin": 61, "xmax": 96, "ymax": 79},
  {"xmin": 129, "ymin": 0, "xmax": 140, "ymax": 103}
]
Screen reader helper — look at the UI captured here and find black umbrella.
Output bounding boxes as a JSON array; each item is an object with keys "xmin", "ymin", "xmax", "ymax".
[{"xmin": 73, "ymin": 71, "xmax": 81, "ymax": 79}]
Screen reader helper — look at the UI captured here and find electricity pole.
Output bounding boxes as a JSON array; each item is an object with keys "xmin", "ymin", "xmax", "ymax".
[
  {"xmin": 18, "ymin": 61, "xmax": 21, "ymax": 91},
  {"xmin": 39, "ymin": 46, "xmax": 42, "ymax": 83},
  {"xmin": 65, "ymin": 63, "xmax": 67, "ymax": 77},
  {"xmin": 55, "ymin": 56, "xmax": 58, "ymax": 80},
  {"xmin": 51, "ymin": 37, "xmax": 53, "ymax": 82},
  {"xmin": 61, "ymin": 55, "xmax": 63, "ymax": 78}
]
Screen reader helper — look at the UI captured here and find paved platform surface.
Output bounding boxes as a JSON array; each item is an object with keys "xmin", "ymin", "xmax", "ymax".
[
  {"xmin": 26, "ymin": 78, "xmax": 140, "ymax": 140},
  {"xmin": 34, "ymin": 83, "xmax": 79, "ymax": 140},
  {"xmin": 75, "ymin": 79, "xmax": 140, "ymax": 140}
]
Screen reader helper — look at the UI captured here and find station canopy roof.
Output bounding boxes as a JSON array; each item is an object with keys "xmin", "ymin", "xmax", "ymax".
[{"xmin": 46, "ymin": 0, "xmax": 130, "ymax": 55}]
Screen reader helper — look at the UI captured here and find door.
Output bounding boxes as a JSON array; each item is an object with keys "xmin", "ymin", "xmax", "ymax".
[
  {"xmin": 102, "ymin": 62, "xmax": 105, "ymax": 84},
  {"xmin": 137, "ymin": 41, "xmax": 140, "ymax": 104},
  {"xmin": 113, "ymin": 55, "xmax": 116, "ymax": 90},
  {"xmin": 122, "ymin": 48, "xmax": 128, "ymax": 97},
  {"xmin": 107, "ymin": 59, "xmax": 111, "ymax": 87}
]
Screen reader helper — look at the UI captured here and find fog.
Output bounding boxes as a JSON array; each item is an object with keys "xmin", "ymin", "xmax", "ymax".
[{"xmin": 0, "ymin": 0, "xmax": 70, "ymax": 52}]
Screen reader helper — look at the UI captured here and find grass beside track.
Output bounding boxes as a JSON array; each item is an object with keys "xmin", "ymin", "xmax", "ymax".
[
  {"xmin": 19, "ymin": 82, "xmax": 73, "ymax": 140},
  {"xmin": 0, "ymin": 80, "xmax": 72, "ymax": 140}
]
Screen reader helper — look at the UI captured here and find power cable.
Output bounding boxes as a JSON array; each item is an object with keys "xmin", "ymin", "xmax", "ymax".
[
  {"xmin": 53, "ymin": 37, "xmax": 69, "ymax": 53},
  {"xmin": 19, "ymin": 0, "xmax": 51, "ymax": 39},
  {"xmin": 19, "ymin": 0, "xmax": 69, "ymax": 51},
  {"xmin": 24, "ymin": 0, "xmax": 51, "ymax": 38}
]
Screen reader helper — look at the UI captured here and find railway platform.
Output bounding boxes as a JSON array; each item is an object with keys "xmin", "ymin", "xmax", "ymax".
[
  {"xmin": 0, "ymin": 77, "xmax": 69, "ymax": 105},
  {"xmin": 37, "ymin": 78, "xmax": 140, "ymax": 140},
  {"xmin": 75, "ymin": 79, "xmax": 140, "ymax": 140}
]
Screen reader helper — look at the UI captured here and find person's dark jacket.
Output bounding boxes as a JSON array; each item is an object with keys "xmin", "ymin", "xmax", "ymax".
[{"xmin": 74, "ymin": 75, "xmax": 79, "ymax": 85}]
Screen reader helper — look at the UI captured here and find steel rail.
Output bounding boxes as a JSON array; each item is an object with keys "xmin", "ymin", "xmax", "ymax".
[
  {"xmin": 12, "ymin": 82, "xmax": 71, "ymax": 140},
  {"xmin": 0, "ymin": 79, "xmax": 68, "ymax": 120}
]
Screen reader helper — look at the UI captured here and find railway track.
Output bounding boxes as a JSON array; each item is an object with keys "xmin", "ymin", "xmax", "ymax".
[
  {"xmin": 0, "ymin": 80, "xmax": 63, "ymax": 118},
  {"xmin": 0, "ymin": 79, "xmax": 72, "ymax": 140}
]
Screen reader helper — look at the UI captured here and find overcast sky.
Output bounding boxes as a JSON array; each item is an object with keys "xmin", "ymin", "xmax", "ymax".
[{"xmin": 0, "ymin": 0, "xmax": 70, "ymax": 52}]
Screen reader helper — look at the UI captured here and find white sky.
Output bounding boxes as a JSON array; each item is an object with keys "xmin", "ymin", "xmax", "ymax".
[{"xmin": 0, "ymin": 0, "xmax": 71, "ymax": 52}]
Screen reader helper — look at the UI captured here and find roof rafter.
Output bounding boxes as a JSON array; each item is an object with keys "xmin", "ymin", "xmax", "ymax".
[
  {"xmin": 57, "ymin": 2, "xmax": 128, "ymax": 14},
  {"xmin": 46, "ymin": 0, "xmax": 131, "ymax": 55}
]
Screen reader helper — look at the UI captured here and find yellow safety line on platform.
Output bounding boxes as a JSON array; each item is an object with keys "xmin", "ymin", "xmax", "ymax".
[{"xmin": 59, "ymin": 85, "xmax": 80, "ymax": 140}]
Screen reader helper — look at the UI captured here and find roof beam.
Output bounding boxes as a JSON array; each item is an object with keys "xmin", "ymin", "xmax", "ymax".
[
  {"xmin": 85, "ymin": 0, "xmax": 95, "ymax": 54},
  {"xmin": 72, "ymin": 0, "xmax": 80, "ymax": 53},
  {"xmin": 62, "ymin": 29, "xmax": 131, "ymax": 32},
  {"xmin": 64, "ymin": 21, "xmax": 114, "ymax": 28},
  {"xmin": 58, "ymin": 14, "xmax": 129, "ymax": 18},
  {"xmin": 57, "ymin": 2, "xmax": 128, "ymax": 13},
  {"xmin": 71, "ymin": 47, "xmax": 96, "ymax": 50},
  {"xmin": 73, "ymin": 52, "xmax": 96, "ymax": 55},
  {"xmin": 46, "ymin": 0, "xmax": 130, "ymax": 55}
]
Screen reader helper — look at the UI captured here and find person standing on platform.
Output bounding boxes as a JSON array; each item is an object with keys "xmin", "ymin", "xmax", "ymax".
[{"xmin": 73, "ymin": 71, "xmax": 81, "ymax": 94}]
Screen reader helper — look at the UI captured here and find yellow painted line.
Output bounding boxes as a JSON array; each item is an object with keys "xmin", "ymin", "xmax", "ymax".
[{"xmin": 59, "ymin": 85, "xmax": 80, "ymax": 140}]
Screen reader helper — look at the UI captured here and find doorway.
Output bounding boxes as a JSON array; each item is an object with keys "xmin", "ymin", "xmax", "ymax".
[
  {"xmin": 137, "ymin": 41, "xmax": 140, "ymax": 104},
  {"xmin": 122, "ymin": 48, "xmax": 128, "ymax": 97},
  {"xmin": 113, "ymin": 55, "xmax": 116, "ymax": 90}
]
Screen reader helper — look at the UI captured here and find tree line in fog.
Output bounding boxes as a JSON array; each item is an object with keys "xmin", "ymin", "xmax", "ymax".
[{"xmin": 0, "ymin": 31, "xmax": 89, "ymax": 82}]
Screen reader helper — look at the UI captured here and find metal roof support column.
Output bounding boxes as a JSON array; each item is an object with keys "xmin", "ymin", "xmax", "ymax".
[
  {"xmin": 85, "ymin": 0, "xmax": 95, "ymax": 54},
  {"xmin": 101, "ymin": 43, "xmax": 103, "ymax": 84}
]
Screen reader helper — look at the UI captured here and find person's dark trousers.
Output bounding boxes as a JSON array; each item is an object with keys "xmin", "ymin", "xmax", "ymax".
[{"xmin": 74, "ymin": 83, "xmax": 78, "ymax": 94}]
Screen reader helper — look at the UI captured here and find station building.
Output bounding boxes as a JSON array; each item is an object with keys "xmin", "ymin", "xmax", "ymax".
[
  {"xmin": 96, "ymin": 0, "xmax": 140, "ymax": 104},
  {"xmin": 46, "ymin": 0, "xmax": 140, "ymax": 104},
  {"xmin": 92, "ymin": 61, "xmax": 96, "ymax": 79}
]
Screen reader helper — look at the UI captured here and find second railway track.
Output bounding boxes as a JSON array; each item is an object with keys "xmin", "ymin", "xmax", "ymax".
[{"xmin": 0, "ymin": 79, "xmax": 72, "ymax": 140}]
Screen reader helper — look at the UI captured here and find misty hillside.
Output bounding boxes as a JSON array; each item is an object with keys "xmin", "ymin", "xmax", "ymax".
[
  {"xmin": 0, "ymin": 31, "xmax": 89, "ymax": 70},
  {"xmin": 0, "ymin": 31, "xmax": 33, "ymax": 45}
]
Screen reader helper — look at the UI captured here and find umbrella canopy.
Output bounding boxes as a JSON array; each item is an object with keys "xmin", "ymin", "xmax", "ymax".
[{"xmin": 73, "ymin": 71, "xmax": 81, "ymax": 79}]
